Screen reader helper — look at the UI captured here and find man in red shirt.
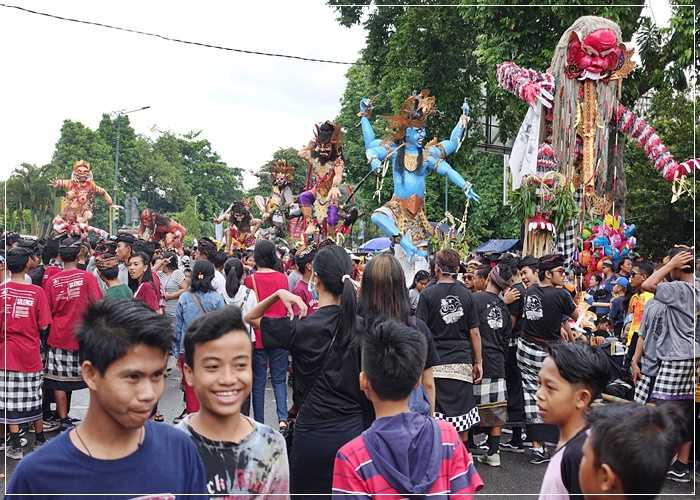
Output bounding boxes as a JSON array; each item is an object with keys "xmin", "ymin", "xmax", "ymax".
[
  {"xmin": 43, "ymin": 237, "xmax": 103, "ymax": 431},
  {"xmin": 1, "ymin": 247, "xmax": 52, "ymax": 459}
]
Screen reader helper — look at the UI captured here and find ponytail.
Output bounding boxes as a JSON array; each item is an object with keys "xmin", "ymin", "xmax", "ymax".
[
  {"xmin": 313, "ymin": 245, "xmax": 357, "ymax": 343},
  {"xmin": 224, "ymin": 257, "xmax": 243, "ymax": 298}
]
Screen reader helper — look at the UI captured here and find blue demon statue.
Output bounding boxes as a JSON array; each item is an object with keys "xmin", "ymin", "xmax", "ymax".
[{"xmin": 359, "ymin": 90, "xmax": 479, "ymax": 257}]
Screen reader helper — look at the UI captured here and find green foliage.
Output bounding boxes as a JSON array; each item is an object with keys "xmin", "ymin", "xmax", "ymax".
[
  {"xmin": 247, "ymin": 148, "xmax": 309, "ymax": 209},
  {"xmin": 6, "ymin": 118, "xmax": 244, "ymax": 237}
]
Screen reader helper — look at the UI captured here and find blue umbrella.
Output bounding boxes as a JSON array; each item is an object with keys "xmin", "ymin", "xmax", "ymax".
[{"xmin": 359, "ymin": 237, "xmax": 392, "ymax": 252}]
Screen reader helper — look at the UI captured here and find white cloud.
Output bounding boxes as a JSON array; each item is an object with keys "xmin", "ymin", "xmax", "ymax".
[{"xmin": 0, "ymin": 0, "xmax": 366, "ymax": 189}]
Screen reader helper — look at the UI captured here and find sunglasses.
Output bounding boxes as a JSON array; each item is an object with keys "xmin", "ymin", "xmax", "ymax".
[{"xmin": 630, "ymin": 271, "xmax": 637, "ymax": 277}]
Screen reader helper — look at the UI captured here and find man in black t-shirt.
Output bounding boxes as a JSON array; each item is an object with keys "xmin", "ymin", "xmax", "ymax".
[
  {"xmin": 416, "ymin": 249, "xmax": 482, "ymax": 443},
  {"xmin": 516, "ymin": 254, "xmax": 578, "ymax": 465}
]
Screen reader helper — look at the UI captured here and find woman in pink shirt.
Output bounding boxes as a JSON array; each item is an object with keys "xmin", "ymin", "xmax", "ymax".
[{"xmin": 244, "ymin": 240, "xmax": 290, "ymax": 431}]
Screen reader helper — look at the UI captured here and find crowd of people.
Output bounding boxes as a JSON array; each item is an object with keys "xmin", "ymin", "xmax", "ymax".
[{"xmin": 0, "ymin": 229, "xmax": 697, "ymax": 498}]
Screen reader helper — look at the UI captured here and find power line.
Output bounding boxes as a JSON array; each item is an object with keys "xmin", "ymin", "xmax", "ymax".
[{"xmin": 0, "ymin": 3, "xmax": 360, "ymax": 66}]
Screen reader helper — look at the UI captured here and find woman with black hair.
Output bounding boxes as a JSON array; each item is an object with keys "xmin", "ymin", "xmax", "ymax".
[
  {"xmin": 408, "ymin": 269, "xmax": 430, "ymax": 313},
  {"xmin": 127, "ymin": 252, "xmax": 161, "ymax": 313},
  {"xmin": 358, "ymin": 254, "xmax": 438, "ymax": 414},
  {"xmin": 243, "ymin": 240, "xmax": 290, "ymax": 429},
  {"xmin": 245, "ymin": 244, "xmax": 368, "ymax": 497},
  {"xmin": 156, "ymin": 252, "xmax": 187, "ymax": 321},
  {"xmin": 174, "ymin": 260, "xmax": 225, "ymax": 417},
  {"xmin": 222, "ymin": 257, "xmax": 257, "ymax": 337}
]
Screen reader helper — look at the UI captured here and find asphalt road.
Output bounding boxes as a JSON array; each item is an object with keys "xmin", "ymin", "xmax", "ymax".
[{"xmin": 2, "ymin": 360, "xmax": 696, "ymax": 498}]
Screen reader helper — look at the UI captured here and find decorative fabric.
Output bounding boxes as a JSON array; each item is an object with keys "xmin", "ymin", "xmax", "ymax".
[
  {"xmin": 0, "ymin": 370, "xmax": 43, "ymax": 424},
  {"xmin": 432, "ymin": 363, "xmax": 473, "ymax": 384},
  {"xmin": 516, "ymin": 337, "xmax": 549, "ymax": 424}
]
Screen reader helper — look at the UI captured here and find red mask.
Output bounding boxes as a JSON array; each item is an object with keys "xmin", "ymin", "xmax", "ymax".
[{"xmin": 566, "ymin": 29, "xmax": 623, "ymax": 80}]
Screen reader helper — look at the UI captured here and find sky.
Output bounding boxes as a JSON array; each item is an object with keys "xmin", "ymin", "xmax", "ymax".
[{"xmin": 0, "ymin": 1, "xmax": 673, "ymax": 190}]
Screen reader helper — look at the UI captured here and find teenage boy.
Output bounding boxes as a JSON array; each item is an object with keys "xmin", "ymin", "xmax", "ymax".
[
  {"xmin": 632, "ymin": 246, "xmax": 698, "ymax": 483},
  {"xmin": 95, "ymin": 253, "xmax": 133, "ymax": 300},
  {"xmin": 43, "ymin": 237, "xmax": 103, "ymax": 431},
  {"xmin": 332, "ymin": 318, "xmax": 483, "ymax": 498},
  {"xmin": 8, "ymin": 299, "xmax": 206, "ymax": 497},
  {"xmin": 0, "ymin": 247, "xmax": 53, "ymax": 459},
  {"xmin": 113, "ymin": 232, "xmax": 135, "ymax": 285},
  {"xmin": 579, "ymin": 403, "xmax": 683, "ymax": 500},
  {"xmin": 472, "ymin": 265, "xmax": 513, "ymax": 467},
  {"xmin": 608, "ymin": 276, "xmax": 629, "ymax": 339},
  {"xmin": 517, "ymin": 254, "xmax": 578, "ymax": 464},
  {"xmin": 537, "ymin": 343, "xmax": 609, "ymax": 499},
  {"xmin": 624, "ymin": 260, "xmax": 654, "ymax": 368},
  {"xmin": 417, "ymin": 249, "xmax": 483, "ymax": 444},
  {"xmin": 291, "ymin": 245, "xmax": 318, "ymax": 315},
  {"xmin": 179, "ymin": 305, "xmax": 289, "ymax": 497}
]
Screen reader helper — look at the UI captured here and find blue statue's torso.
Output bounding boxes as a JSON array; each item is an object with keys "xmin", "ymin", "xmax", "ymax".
[{"xmin": 391, "ymin": 152, "xmax": 430, "ymax": 200}]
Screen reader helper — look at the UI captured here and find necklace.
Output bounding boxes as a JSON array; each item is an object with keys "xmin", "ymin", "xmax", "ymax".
[
  {"xmin": 403, "ymin": 152, "xmax": 420, "ymax": 172},
  {"xmin": 74, "ymin": 426, "xmax": 145, "ymax": 459}
]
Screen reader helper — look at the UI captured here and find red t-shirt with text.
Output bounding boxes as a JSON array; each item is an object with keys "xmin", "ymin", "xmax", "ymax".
[
  {"xmin": 244, "ymin": 271, "xmax": 288, "ymax": 349},
  {"xmin": 0, "ymin": 282, "xmax": 52, "ymax": 372},
  {"xmin": 44, "ymin": 268, "xmax": 103, "ymax": 351},
  {"xmin": 292, "ymin": 279, "xmax": 318, "ymax": 316}
]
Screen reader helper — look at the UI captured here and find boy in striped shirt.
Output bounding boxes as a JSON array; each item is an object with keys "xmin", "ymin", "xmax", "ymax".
[{"xmin": 332, "ymin": 319, "xmax": 483, "ymax": 499}]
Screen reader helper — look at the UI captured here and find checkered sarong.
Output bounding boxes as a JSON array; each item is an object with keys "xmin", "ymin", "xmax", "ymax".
[
  {"xmin": 555, "ymin": 189, "xmax": 581, "ymax": 270},
  {"xmin": 650, "ymin": 359, "xmax": 697, "ymax": 401},
  {"xmin": 516, "ymin": 337, "xmax": 549, "ymax": 424},
  {"xmin": 45, "ymin": 346, "xmax": 83, "ymax": 382},
  {"xmin": 434, "ymin": 407, "xmax": 481, "ymax": 433},
  {"xmin": 634, "ymin": 373, "xmax": 653, "ymax": 404},
  {"xmin": 474, "ymin": 378, "xmax": 507, "ymax": 406},
  {"xmin": 0, "ymin": 370, "xmax": 43, "ymax": 424}
]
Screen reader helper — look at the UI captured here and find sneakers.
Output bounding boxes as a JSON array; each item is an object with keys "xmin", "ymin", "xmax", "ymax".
[
  {"xmin": 1, "ymin": 429, "xmax": 28, "ymax": 450},
  {"xmin": 34, "ymin": 432, "xmax": 47, "ymax": 449},
  {"xmin": 59, "ymin": 417, "xmax": 75, "ymax": 432},
  {"xmin": 42, "ymin": 419, "xmax": 62, "ymax": 433},
  {"xmin": 476, "ymin": 452, "xmax": 501, "ymax": 467},
  {"xmin": 500, "ymin": 441, "xmax": 525, "ymax": 454},
  {"xmin": 173, "ymin": 409, "xmax": 187, "ymax": 425},
  {"xmin": 4, "ymin": 434, "xmax": 25, "ymax": 460},
  {"xmin": 528, "ymin": 447, "xmax": 551, "ymax": 465},
  {"xmin": 666, "ymin": 462, "xmax": 690, "ymax": 483}
]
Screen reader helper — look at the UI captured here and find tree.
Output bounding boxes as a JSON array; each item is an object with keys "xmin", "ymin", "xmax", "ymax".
[
  {"xmin": 3, "ymin": 163, "xmax": 56, "ymax": 235},
  {"xmin": 247, "ymin": 147, "xmax": 309, "ymax": 207}
]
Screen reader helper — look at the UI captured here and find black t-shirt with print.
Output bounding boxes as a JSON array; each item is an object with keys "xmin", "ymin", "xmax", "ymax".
[
  {"xmin": 521, "ymin": 285, "xmax": 576, "ymax": 345},
  {"xmin": 416, "ymin": 281, "xmax": 479, "ymax": 365},
  {"xmin": 472, "ymin": 291, "xmax": 512, "ymax": 379},
  {"xmin": 507, "ymin": 282, "xmax": 526, "ymax": 339}
]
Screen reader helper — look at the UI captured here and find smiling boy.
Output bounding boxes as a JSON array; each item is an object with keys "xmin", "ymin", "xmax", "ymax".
[
  {"xmin": 179, "ymin": 305, "xmax": 289, "ymax": 497},
  {"xmin": 7, "ymin": 299, "xmax": 206, "ymax": 498}
]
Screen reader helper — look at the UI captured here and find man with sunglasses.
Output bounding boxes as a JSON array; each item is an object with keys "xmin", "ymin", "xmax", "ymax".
[{"xmin": 516, "ymin": 254, "xmax": 578, "ymax": 464}]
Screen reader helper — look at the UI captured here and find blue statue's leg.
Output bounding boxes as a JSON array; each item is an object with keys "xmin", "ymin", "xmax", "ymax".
[{"xmin": 370, "ymin": 211, "xmax": 427, "ymax": 258}]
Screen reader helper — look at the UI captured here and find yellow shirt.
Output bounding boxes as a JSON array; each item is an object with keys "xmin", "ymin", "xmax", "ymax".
[{"xmin": 627, "ymin": 291, "xmax": 654, "ymax": 345}]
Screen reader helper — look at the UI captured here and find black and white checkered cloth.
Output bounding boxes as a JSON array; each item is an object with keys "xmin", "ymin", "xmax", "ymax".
[
  {"xmin": 434, "ymin": 406, "xmax": 481, "ymax": 433},
  {"xmin": 633, "ymin": 373, "xmax": 653, "ymax": 404},
  {"xmin": 516, "ymin": 337, "xmax": 548, "ymax": 424},
  {"xmin": 0, "ymin": 370, "xmax": 43, "ymax": 424},
  {"xmin": 555, "ymin": 188, "xmax": 581, "ymax": 270},
  {"xmin": 45, "ymin": 346, "xmax": 83, "ymax": 382},
  {"xmin": 474, "ymin": 377, "xmax": 507, "ymax": 406},
  {"xmin": 650, "ymin": 359, "xmax": 697, "ymax": 401}
]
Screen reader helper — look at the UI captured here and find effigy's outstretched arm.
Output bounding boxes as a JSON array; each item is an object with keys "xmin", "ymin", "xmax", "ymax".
[
  {"xmin": 614, "ymin": 104, "xmax": 699, "ymax": 181},
  {"xmin": 434, "ymin": 159, "xmax": 480, "ymax": 202},
  {"xmin": 366, "ymin": 144, "xmax": 389, "ymax": 173},
  {"xmin": 496, "ymin": 62, "xmax": 555, "ymax": 108},
  {"xmin": 94, "ymin": 185, "xmax": 113, "ymax": 206},
  {"xmin": 430, "ymin": 114, "xmax": 467, "ymax": 159},
  {"xmin": 50, "ymin": 179, "xmax": 71, "ymax": 191}
]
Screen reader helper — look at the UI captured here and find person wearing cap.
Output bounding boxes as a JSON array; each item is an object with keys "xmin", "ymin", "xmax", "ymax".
[
  {"xmin": 516, "ymin": 254, "xmax": 578, "ymax": 465},
  {"xmin": 1, "ymin": 247, "xmax": 53, "ymax": 459},
  {"xmin": 95, "ymin": 253, "xmax": 133, "ymax": 300},
  {"xmin": 608, "ymin": 276, "xmax": 629, "ymax": 339},
  {"xmin": 111, "ymin": 232, "xmax": 135, "ymax": 288},
  {"xmin": 600, "ymin": 259, "xmax": 617, "ymax": 299},
  {"xmin": 43, "ymin": 237, "xmax": 103, "ymax": 432}
]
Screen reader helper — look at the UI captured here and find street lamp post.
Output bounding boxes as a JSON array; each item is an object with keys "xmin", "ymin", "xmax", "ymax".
[{"xmin": 111, "ymin": 105, "xmax": 150, "ymax": 231}]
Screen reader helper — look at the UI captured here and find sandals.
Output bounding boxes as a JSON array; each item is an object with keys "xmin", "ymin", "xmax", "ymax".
[{"xmin": 152, "ymin": 412, "xmax": 165, "ymax": 422}]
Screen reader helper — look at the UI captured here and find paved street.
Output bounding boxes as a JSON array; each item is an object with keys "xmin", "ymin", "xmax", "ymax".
[{"xmin": 2, "ymin": 360, "xmax": 696, "ymax": 497}]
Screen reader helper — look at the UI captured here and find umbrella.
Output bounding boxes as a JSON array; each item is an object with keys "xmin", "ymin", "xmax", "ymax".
[{"xmin": 359, "ymin": 237, "xmax": 391, "ymax": 252}]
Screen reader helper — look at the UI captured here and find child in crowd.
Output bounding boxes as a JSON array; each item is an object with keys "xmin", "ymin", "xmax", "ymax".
[
  {"xmin": 537, "ymin": 343, "xmax": 609, "ymax": 499},
  {"xmin": 608, "ymin": 276, "xmax": 628, "ymax": 338},
  {"xmin": 179, "ymin": 305, "xmax": 289, "ymax": 497},
  {"xmin": 95, "ymin": 253, "xmax": 133, "ymax": 300},
  {"xmin": 291, "ymin": 245, "xmax": 318, "ymax": 315},
  {"xmin": 0, "ymin": 247, "xmax": 53, "ymax": 459},
  {"xmin": 579, "ymin": 403, "xmax": 683, "ymax": 500},
  {"xmin": 332, "ymin": 318, "xmax": 483, "ymax": 498},
  {"xmin": 7, "ymin": 300, "xmax": 206, "ymax": 498}
]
